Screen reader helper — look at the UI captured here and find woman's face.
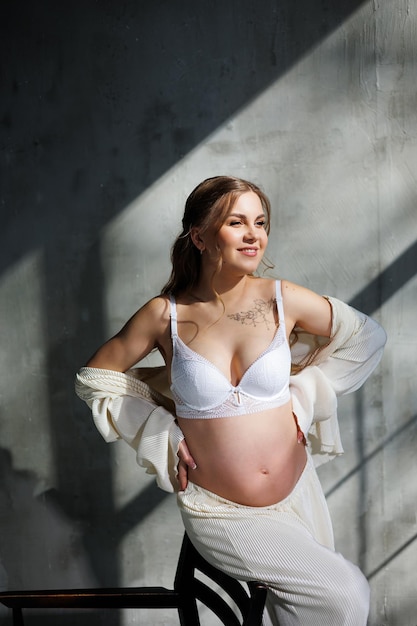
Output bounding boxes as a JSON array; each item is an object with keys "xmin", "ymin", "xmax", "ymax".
[{"xmin": 202, "ymin": 191, "xmax": 269, "ymax": 274}]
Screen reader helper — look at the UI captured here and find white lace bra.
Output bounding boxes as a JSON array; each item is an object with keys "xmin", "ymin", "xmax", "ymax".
[{"xmin": 169, "ymin": 280, "xmax": 291, "ymax": 419}]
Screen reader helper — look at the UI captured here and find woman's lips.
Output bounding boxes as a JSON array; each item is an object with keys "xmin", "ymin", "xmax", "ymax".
[{"xmin": 238, "ymin": 247, "xmax": 258, "ymax": 256}]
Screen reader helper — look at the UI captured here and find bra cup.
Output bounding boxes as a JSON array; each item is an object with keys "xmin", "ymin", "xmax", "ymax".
[
  {"xmin": 171, "ymin": 326, "xmax": 291, "ymax": 414},
  {"xmin": 171, "ymin": 358, "xmax": 232, "ymax": 411},
  {"xmin": 240, "ymin": 340, "xmax": 291, "ymax": 398}
]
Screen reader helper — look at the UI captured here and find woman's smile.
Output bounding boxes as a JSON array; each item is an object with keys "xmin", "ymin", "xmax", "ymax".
[{"xmin": 238, "ymin": 246, "xmax": 259, "ymax": 257}]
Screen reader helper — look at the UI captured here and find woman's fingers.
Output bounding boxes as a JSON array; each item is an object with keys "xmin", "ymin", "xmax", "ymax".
[
  {"xmin": 178, "ymin": 439, "xmax": 197, "ymax": 469},
  {"xmin": 177, "ymin": 439, "xmax": 197, "ymax": 490}
]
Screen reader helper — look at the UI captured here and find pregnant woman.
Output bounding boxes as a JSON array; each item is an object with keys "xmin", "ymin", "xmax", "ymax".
[{"xmin": 76, "ymin": 175, "xmax": 386, "ymax": 625}]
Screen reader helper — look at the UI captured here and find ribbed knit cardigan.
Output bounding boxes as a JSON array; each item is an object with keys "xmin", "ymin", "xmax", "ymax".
[{"xmin": 75, "ymin": 297, "xmax": 386, "ymax": 493}]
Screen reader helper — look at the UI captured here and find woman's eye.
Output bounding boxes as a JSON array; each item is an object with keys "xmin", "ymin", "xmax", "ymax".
[
  {"xmin": 256, "ymin": 220, "xmax": 266, "ymax": 227},
  {"xmin": 229, "ymin": 220, "xmax": 242, "ymax": 226}
]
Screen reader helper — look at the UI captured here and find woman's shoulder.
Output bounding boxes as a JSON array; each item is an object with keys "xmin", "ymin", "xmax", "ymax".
[
  {"xmin": 280, "ymin": 279, "xmax": 327, "ymax": 304},
  {"xmin": 126, "ymin": 295, "xmax": 171, "ymax": 334},
  {"xmin": 279, "ymin": 281, "xmax": 332, "ymax": 336},
  {"xmin": 250, "ymin": 276, "xmax": 279, "ymax": 289},
  {"xmin": 142, "ymin": 295, "xmax": 171, "ymax": 319},
  {"xmin": 243, "ymin": 276, "xmax": 285, "ymax": 302},
  {"xmin": 251, "ymin": 276, "xmax": 290, "ymax": 295}
]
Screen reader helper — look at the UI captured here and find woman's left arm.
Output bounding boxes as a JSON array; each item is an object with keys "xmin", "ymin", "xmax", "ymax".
[
  {"xmin": 282, "ymin": 280, "xmax": 387, "ymax": 394},
  {"xmin": 281, "ymin": 280, "xmax": 332, "ymax": 337}
]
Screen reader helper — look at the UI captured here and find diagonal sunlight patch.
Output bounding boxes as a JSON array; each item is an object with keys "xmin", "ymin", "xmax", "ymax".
[{"xmin": 100, "ymin": 0, "xmax": 416, "ymax": 343}]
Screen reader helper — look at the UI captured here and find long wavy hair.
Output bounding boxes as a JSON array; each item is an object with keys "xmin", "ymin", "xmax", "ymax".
[{"xmin": 161, "ymin": 176, "xmax": 272, "ymax": 296}]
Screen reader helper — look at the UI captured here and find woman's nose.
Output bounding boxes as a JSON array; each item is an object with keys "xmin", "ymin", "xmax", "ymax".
[{"xmin": 243, "ymin": 225, "xmax": 256, "ymax": 241}]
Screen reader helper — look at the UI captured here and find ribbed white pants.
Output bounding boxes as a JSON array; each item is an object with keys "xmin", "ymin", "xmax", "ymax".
[{"xmin": 177, "ymin": 453, "xmax": 369, "ymax": 626}]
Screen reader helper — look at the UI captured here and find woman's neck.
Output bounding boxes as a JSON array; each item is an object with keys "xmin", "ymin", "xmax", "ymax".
[{"xmin": 191, "ymin": 272, "xmax": 255, "ymax": 303}]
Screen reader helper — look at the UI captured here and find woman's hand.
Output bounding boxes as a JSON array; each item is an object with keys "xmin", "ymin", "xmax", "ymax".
[{"xmin": 177, "ymin": 439, "xmax": 197, "ymax": 491}]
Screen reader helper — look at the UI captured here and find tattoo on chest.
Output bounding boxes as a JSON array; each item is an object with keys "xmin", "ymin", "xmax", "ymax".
[{"xmin": 227, "ymin": 298, "xmax": 277, "ymax": 329}]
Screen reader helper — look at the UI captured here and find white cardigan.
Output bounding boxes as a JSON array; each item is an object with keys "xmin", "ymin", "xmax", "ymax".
[{"xmin": 75, "ymin": 297, "xmax": 386, "ymax": 492}]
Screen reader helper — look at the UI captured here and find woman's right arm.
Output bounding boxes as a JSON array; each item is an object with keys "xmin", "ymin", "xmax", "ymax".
[
  {"xmin": 86, "ymin": 296, "xmax": 169, "ymax": 372},
  {"xmin": 81, "ymin": 295, "xmax": 196, "ymax": 490}
]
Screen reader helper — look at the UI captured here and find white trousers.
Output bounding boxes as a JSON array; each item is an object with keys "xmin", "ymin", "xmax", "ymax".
[{"xmin": 177, "ymin": 453, "xmax": 370, "ymax": 626}]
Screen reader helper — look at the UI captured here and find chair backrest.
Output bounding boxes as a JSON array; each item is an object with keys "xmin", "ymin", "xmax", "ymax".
[
  {"xmin": 176, "ymin": 533, "xmax": 267, "ymax": 626},
  {"xmin": 0, "ymin": 532, "xmax": 267, "ymax": 626}
]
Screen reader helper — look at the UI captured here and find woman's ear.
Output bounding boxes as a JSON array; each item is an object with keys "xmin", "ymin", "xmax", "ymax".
[{"xmin": 190, "ymin": 227, "xmax": 205, "ymax": 253}]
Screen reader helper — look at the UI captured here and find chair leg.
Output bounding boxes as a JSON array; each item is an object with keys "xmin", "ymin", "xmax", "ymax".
[
  {"xmin": 178, "ymin": 596, "xmax": 200, "ymax": 626},
  {"xmin": 244, "ymin": 583, "xmax": 268, "ymax": 626},
  {"xmin": 13, "ymin": 607, "xmax": 24, "ymax": 626}
]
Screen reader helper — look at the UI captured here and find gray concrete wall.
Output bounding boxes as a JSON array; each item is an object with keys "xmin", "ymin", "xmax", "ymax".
[{"xmin": 1, "ymin": 1, "xmax": 416, "ymax": 624}]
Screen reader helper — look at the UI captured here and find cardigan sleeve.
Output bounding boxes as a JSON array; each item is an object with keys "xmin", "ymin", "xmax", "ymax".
[
  {"xmin": 316, "ymin": 300, "xmax": 387, "ymax": 395},
  {"xmin": 75, "ymin": 367, "xmax": 184, "ymax": 492},
  {"xmin": 290, "ymin": 297, "xmax": 387, "ymax": 466}
]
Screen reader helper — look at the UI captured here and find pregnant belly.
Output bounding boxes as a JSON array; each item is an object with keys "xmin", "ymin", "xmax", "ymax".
[{"xmin": 177, "ymin": 404, "xmax": 307, "ymax": 507}]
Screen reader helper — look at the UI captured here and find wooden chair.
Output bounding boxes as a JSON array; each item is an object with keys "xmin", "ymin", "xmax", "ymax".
[{"xmin": 0, "ymin": 532, "xmax": 267, "ymax": 625}]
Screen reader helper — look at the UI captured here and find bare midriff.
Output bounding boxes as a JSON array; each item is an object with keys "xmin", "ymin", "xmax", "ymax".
[{"xmin": 177, "ymin": 399, "xmax": 307, "ymax": 507}]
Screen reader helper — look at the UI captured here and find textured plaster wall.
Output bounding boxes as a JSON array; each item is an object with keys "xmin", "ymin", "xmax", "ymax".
[{"xmin": 1, "ymin": 1, "xmax": 416, "ymax": 624}]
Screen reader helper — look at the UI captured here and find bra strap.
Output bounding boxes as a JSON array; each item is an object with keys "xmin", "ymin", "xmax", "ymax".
[
  {"xmin": 169, "ymin": 295, "xmax": 178, "ymax": 337},
  {"xmin": 275, "ymin": 280, "xmax": 285, "ymax": 323}
]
